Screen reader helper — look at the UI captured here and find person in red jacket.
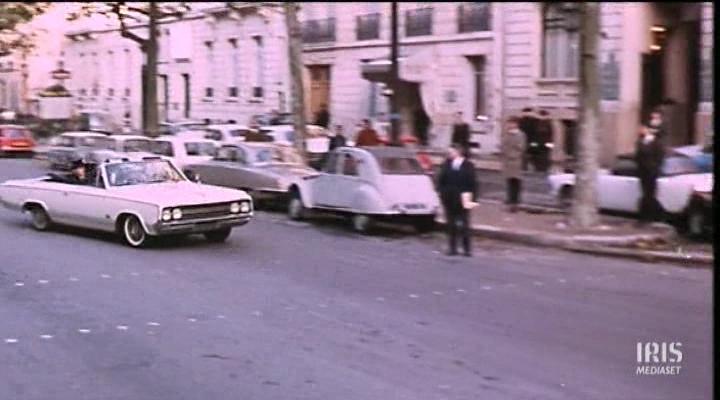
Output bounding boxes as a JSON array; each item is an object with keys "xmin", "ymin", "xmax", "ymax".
[{"xmin": 355, "ymin": 119, "xmax": 382, "ymax": 147}]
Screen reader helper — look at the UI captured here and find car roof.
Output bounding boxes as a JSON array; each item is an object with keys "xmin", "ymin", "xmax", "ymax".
[
  {"xmin": 0, "ymin": 124, "xmax": 26, "ymax": 129},
  {"xmin": 207, "ymin": 124, "xmax": 252, "ymax": 129},
  {"xmin": 61, "ymin": 131, "xmax": 108, "ymax": 138},
  {"xmin": 154, "ymin": 135, "xmax": 215, "ymax": 144},
  {"xmin": 107, "ymin": 135, "xmax": 150, "ymax": 141}
]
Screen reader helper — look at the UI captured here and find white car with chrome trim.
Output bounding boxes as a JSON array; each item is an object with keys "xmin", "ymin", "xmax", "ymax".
[
  {"xmin": 0, "ymin": 157, "xmax": 253, "ymax": 247},
  {"xmin": 287, "ymin": 146, "xmax": 440, "ymax": 233}
]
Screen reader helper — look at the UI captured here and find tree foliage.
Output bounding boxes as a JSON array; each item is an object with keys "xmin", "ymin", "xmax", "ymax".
[{"xmin": 0, "ymin": 2, "xmax": 50, "ymax": 56}]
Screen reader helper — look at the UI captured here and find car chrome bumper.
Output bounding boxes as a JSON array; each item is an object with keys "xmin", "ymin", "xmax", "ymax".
[{"xmin": 153, "ymin": 214, "xmax": 252, "ymax": 235}]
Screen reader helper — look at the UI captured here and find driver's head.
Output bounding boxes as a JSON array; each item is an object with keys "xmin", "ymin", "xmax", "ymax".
[{"xmin": 70, "ymin": 159, "xmax": 86, "ymax": 179}]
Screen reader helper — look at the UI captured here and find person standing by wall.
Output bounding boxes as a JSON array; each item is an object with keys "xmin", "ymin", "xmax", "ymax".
[
  {"xmin": 501, "ymin": 116, "xmax": 527, "ymax": 213},
  {"xmin": 635, "ymin": 124, "xmax": 665, "ymax": 225},
  {"xmin": 314, "ymin": 104, "xmax": 330, "ymax": 128},
  {"xmin": 355, "ymin": 119, "xmax": 382, "ymax": 147},
  {"xmin": 518, "ymin": 107, "xmax": 538, "ymax": 171},
  {"xmin": 437, "ymin": 144, "xmax": 477, "ymax": 257},
  {"xmin": 450, "ymin": 111, "xmax": 470, "ymax": 151},
  {"xmin": 414, "ymin": 107, "xmax": 431, "ymax": 146}
]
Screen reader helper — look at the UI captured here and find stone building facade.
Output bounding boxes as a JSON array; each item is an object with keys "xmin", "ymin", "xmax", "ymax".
[{"xmin": 62, "ymin": 3, "xmax": 289, "ymax": 130}]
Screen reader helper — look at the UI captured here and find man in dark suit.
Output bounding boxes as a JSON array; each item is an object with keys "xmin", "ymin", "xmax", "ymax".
[
  {"xmin": 635, "ymin": 125, "xmax": 665, "ymax": 224},
  {"xmin": 437, "ymin": 144, "xmax": 477, "ymax": 257},
  {"xmin": 314, "ymin": 104, "xmax": 330, "ymax": 128}
]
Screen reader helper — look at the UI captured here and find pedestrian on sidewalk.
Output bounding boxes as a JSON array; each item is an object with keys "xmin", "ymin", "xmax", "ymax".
[
  {"xmin": 501, "ymin": 116, "xmax": 526, "ymax": 213},
  {"xmin": 329, "ymin": 125, "xmax": 347, "ymax": 150},
  {"xmin": 355, "ymin": 119, "xmax": 382, "ymax": 147},
  {"xmin": 635, "ymin": 124, "xmax": 665, "ymax": 224},
  {"xmin": 314, "ymin": 104, "xmax": 330, "ymax": 128},
  {"xmin": 437, "ymin": 144, "xmax": 477, "ymax": 257},
  {"xmin": 451, "ymin": 111, "xmax": 470, "ymax": 151}
]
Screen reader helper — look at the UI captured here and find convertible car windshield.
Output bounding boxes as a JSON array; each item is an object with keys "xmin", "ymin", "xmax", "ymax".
[{"xmin": 105, "ymin": 160, "xmax": 185, "ymax": 187}]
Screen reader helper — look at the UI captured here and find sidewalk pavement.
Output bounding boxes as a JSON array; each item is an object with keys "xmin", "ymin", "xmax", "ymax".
[{"xmin": 436, "ymin": 200, "xmax": 713, "ymax": 268}]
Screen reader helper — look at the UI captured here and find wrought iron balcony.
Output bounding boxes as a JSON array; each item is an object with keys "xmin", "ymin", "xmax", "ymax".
[
  {"xmin": 356, "ymin": 13, "xmax": 380, "ymax": 41},
  {"xmin": 405, "ymin": 8, "xmax": 433, "ymax": 37},
  {"xmin": 458, "ymin": 3, "xmax": 491, "ymax": 33},
  {"xmin": 302, "ymin": 18, "xmax": 336, "ymax": 44}
]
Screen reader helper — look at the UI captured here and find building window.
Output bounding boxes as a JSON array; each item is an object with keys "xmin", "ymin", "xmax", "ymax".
[
  {"xmin": 468, "ymin": 56, "xmax": 486, "ymax": 118},
  {"xmin": 252, "ymin": 36, "xmax": 264, "ymax": 98},
  {"xmin": 124, "ymin": 88, "xmax": 130, "ymax": 97},
  {"xmin": 228, "ymin": 38, "xmax": 239, "ymax": 97},
  {"xmin": 204, "ymin": 41, "xmax": 214, "ymax": 98},
  {"xmin": 108, "ymin": 88, "xmax": 114, "ymax": 97},
  {"xmin": 302, "ymin": 18, "xmax": 336, "ymax": 43},
  {"xmin": 80, "ymin": 88, "xmax": 87, "ymax": 96},
  {"xmin": 542, "ymin": 4, "xmax": 580, "ymax": 78},
  {"xmin": 405, "ymin": 7, "xmax": 433, "ymax": 37},
  {"xmin": 457, "ymin": 3, "xmax": 491, "ymax": 33},
  {"xmin": 356, "ymin": 13, "xmax": 380, "ymax": 41}
]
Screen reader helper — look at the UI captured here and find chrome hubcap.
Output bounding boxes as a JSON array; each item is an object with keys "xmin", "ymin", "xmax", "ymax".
[{"xmin": 125, "ymin": 218, "xmax": 145, "ymax": 245}]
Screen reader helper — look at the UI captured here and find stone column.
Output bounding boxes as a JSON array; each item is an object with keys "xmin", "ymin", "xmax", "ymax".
[{"xmin": 550, "ymin": 118, "xmax": 566, "ymax": 173}]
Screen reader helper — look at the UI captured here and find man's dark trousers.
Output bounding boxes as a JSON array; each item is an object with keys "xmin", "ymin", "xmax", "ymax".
[
  {"xmin": 507, "ymin": 178, "xmax": 522, "ymax": 205},
  {"xmin": 638, "ymin": 173, "xmax": 659, "ymax": 222},
  {"xmin": 446, "ymin": 207, "xmax": 470, "ymax": 255}
]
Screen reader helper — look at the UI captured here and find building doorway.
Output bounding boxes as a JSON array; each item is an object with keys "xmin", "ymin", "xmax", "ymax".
[
  {"xmin": 308, "ymin": 65, "xmax": 331, "ymax": 123},
  {"xmin": 181, "ymin": 73, "xmax": 190, "ymax": 119},
  {"xmin": 641, "ymin": 3, "xmax": 702, "ymax": 146}
]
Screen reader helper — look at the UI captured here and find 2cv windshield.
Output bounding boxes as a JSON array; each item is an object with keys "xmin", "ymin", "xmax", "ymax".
[{"xmin": 105, "ymin": 160, "xmax": 185, "ymax": 187}]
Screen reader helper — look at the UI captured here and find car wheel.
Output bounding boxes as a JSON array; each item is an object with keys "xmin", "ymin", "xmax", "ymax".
[
  {"xmin": 288, "ymin": 192, "xmax": 306, "ymax": 220},
  {"xmin": 558, "ymin": 185, "xmax": 573, "ymax": 209},
  {"xmin": 122, "ymin": 215, "xmax": 148, "ymax": 248},
  {"xmin": 27, "ymin": 206, "xmax": 51, "ymax": 231},
  {"xmin": 204, "ymin": 227, "xmax": 232, "ymax": 243},
  {"xmin": 686, "ymin": 204, "xmax": 706, "ymax": 239},
  {"xmin": 414, "ymin": 216, "xmax": 437, "ymax": 233},
  {"xmin": 351, "ymin": 214, "xmax": 373, "ymax": 234}
]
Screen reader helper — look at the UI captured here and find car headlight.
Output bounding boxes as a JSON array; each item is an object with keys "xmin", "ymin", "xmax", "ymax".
[
  {"xmin": 172, "ymin": 208, "xmax": 183, "ymax": 220},
  {"xmin": 230, "ymin": 202, "xmax": 241, "ymax": 213},
  {"xmin": 240, "ymin": 202, "xmax": 251, "ymax": 213},
  {"xmin": 161, "ymin": 209, "xmax": 172, "ymax": 221}
]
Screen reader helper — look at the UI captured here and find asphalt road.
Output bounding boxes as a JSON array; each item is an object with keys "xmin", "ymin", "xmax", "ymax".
[{"xmin": 0, "ymin": 158, "xmax": 712, "ymax": 400}]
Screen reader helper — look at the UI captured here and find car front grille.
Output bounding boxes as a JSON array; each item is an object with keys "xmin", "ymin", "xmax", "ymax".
[{"xmin": 178, "ymin": 201, "xmax": 251, "ymax": 221}]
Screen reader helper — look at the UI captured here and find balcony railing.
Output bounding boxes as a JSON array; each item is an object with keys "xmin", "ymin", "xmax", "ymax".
[
  {"xmin": 458, "ymin": 3, "xmax": 491, "ymax": 33},
  {"xmin": 302, "ymin": 18, "xmax": 336, "ymax": 44},
  {"xmin": 405, "ymin": 8, "xmax": 433, "ymax": 37},
  {"xmin": 356, "ymin": 13, "xmax": 380, "ymax": 41}
]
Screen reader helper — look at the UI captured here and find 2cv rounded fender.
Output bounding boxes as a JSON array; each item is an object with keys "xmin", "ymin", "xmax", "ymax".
[{"xmin": 349, "ymin": 184, "xmax": 388, "ymax": 214}]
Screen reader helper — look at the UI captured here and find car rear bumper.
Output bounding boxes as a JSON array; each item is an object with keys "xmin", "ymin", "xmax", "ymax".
[{"xmin": 152, "ymin": 214, "xmax": 252, "ymax": 235}]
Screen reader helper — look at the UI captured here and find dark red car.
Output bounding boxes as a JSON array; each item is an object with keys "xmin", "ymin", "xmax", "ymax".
[{"xmin": 0, "ymin": 125, "xmax": 35, "ymax": 157}]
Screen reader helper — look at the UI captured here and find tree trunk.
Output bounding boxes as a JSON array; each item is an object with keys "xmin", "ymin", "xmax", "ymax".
[
  {"xmin": 284, "ymin": 2, "xmax": 307, "ymax": 161},
  {"xmin": 570, "ymin": 2, "xmax": 601, "ymax": 228},
  {"xmin": 389, "ymin": 1, "xmax": 400, "ymax": 146},
  {"xmin": 144, "ymin": 2, "xmax": 160, "ymax": 138}
]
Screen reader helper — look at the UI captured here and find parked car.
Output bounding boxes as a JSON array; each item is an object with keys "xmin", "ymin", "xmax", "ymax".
[
  {"xmin": 85, "ymin": 134, "xmax": 155, "ymax": 164},
  {"xmin": 0, "ymin": 157, "xmax": 253, "ymax": 247},
  {"xmin": 46, "ymin": 131, "xmax": 108, "ymax": 170},
  {"xmin": 184, "ymin": 142, "xmax": 316, "ymax": 204},
  {"xmin": 0, "ymin": 124, "xmax": 36, "ymax": 157},
  {"xmin": 548, "ymin": 154, "xmax": 713, "ymax": 238},
  {"xmin": 259, "ymin": 124, "xmax": 331, "ymax": 168},
  {"xmin": 201, "ymin": 124, "xmax": 258, "ymax": 143},
  {"xmin": 671, "ymin": 145, "xmax": 713, "ymax": 173},
  {"xmin": 286, "ymin": 146, "xmax": 441, "ymax": 233},
  {"xmin": 159, "ymin": 120, "xmax": 208, "ymax": 136},
  {"xmin": 150, "ymin": 136, "xmax": 218, "ymax": 169}
]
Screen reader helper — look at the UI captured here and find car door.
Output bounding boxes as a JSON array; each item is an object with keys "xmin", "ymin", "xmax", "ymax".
[
  {"xmin": 310, "ymin": 150, "xmax": 343, "ymax": 208},
  {"xmin": 51, "ymin": 171, "xmax": 114, "ymax": 230},
  {"xmin": 333, "ymin": 152, "xmax": 365, "ymax": 211}
]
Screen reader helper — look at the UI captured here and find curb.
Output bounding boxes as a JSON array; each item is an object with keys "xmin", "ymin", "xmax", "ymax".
[{"xmin": 435, "ymin": 218, "xmax": 711, "ymax": 268}]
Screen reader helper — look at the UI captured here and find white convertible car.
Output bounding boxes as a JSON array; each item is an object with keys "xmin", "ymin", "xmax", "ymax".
[
  {"xmin": 0, "ymin": 157, "xmax": 253, "ymax": 247},
  {"xmin": 287, "ymin": 146, "xmax": 440, "ymax": 233},
  {"xmin": 548, "ymin": 154, "xmax": 713, "ymax": 236}
]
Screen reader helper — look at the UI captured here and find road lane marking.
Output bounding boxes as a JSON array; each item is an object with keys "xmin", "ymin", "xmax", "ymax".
[
  {"xmin": 116, "ymin": 325, "xmax": 129, "ymax": 331},
  {"xmin": 432, "ymin": 291, "xmax": 444, "ymax": 296},
  {"xmin": 456, "ymin": 289, "xmax": 466, "ymax": 293},
  {"xmin": 557, "ymin": 278, "xmax": 567, "ymax": 284},
  {"xmin": 146, "ymin": 322, "xmax": 160, "ymax": 327},
  {"xmin": 130, "ymin": 272, "xmax": 140, "ymax": 277},
  {"xmin": 252, "ymin": 311, "xmax": 263, "ymax": 317},
  {"xmin": 376, "ymin": 297, "xmax": 385, "ymax": 302},
  {"xmin": 409, "ymin": 294, "xmax": 419, "ymax": 299},
  {"xmin": 37, "ymin": 280, "xmax": 49, "ymax": 285},
  {"xmin": 482, "ymin": 286, "xmax": 492, "ymax": 290},
  {"xmin": 14, "ymin": 282, "xmax": 24, "ymax": 287},
  {"xmin": 217, "ymin": 315, "xmax": 227, "ymax": 319},
  {"xmin": 187, "ymin": 318, "xmax": 197, "ymax": 323},
  {"xmin": 4, "ymin": 338, "xmax": 19, "ymax": 344},
  {"xmin": 39, "ymin": 334, "xmax": 53, "ymax": 340},
  {"xmin": 533, "ymin": 281, "xmax": 544, "ymax": 286},
  {"xmin": 77, "ymin": 329, "xmax": 91, "ymax": 334},
  {"xmin": 68, "ymin": 277, "xmax": 79, "ymax": 282},
  {"xmin": 100, "ymin": 274, "xmax": 112, "ymax": 279}
]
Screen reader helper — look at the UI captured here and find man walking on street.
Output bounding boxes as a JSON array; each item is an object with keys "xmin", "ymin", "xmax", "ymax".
[
  {"xmin": 635, "ymin": 125, "xmax": 665, "ymax": 224},
  {"xmin": 355, "ymin": 119, "xmax": 382, "ymax": 147},
  {"xmin": 451, "ymin": 111, "xmax": 470, "ymax": 151},
  {"xmin": 501, "ymin": 116, "xmax": 526, "ymax": 213},
  {"xmin": 437, "ymin": 144, "xmax": 477, "ymax": 257}
]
